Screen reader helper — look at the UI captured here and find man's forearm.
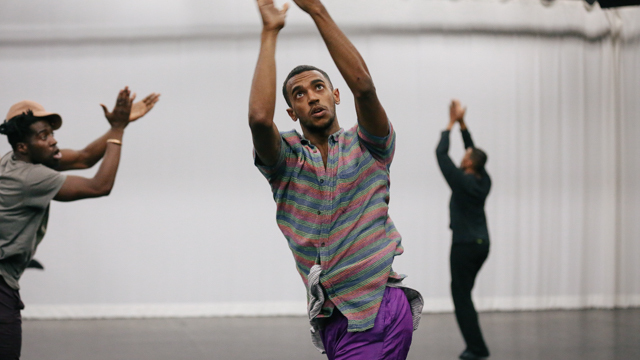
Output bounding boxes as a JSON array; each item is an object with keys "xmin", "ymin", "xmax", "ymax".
[
  {"xmin": 461, "ymin": 129, "xmax": 474, "ymax": 149},
  {"xmin": 249, "ymin": 30, "xmax": 279, "ymax": 127},
  {"xmin": 79, "ymin": 127, "xmax": 124, "ymax": 166},
  {"xmin": 458, "ymin": 118, "xmax": 467, "ymax": 131},
  {"xmin": 248, "ymin": 28, "xmax": 283, "ymax": 167},
  {"xmin": 308, "ymin": 5, "xmax": 373, "ymax": 96},
  {"xmin": 303, "ymin": 3, "xmax": 389, "ymax": 137},
  {"xmin": 436, "ymin": 131, "xmax": 456, "ymax": 176},
  {"xmin": 58, "ymin": 127, "xmax": 124, "ymax": 171},
  {"xmin": 436, "ymin": 130, "xmax": 451, "ymax": 155},
  {"xmin": 54, "ymin": 130, "xmax": 124, "ymax": 201},
  {"xmin": 90, "ymin": 130, "xmax": 124, "ymax": 193}
]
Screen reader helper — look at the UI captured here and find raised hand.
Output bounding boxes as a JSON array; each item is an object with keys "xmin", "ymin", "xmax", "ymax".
[
  {"xmin": 257, "ymin": 0, "xmax": 289, "ymax": 31},
  {"xmin": 100, "ymin": 87, "xmax": 135, "ymax": 130},
  {"xmin": 129, "ymin": 92, "xmax": 160, "ymax": 122},
  {"xmin": 449, "ymin": 99, "xmax": 466, "ymax": 123}
]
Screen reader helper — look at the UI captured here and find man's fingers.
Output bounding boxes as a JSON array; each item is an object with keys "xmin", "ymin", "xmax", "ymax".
[
  {"xmin": 100, "ymin": 104, "xmax": 110, "ymax": 118},
  {"xmin": 119, "ymin": 88, "xmax": 131, "ymax": 105},
  {"xmin": 282, "ymin": 2, "xmax": 290, "ymax": 13},
  {"xmin": 116, "ymin": 91, "xmax": 127, "ymax": 106},
  {"xmin": 145, "ymin": 93, "xmax": 161, "ymax": 105},
  {"xmin": 257, "ymin": 0, "xmax": 274, "ymax": 10}
]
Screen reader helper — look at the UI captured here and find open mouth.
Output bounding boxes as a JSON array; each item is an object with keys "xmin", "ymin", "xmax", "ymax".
[
  {"xmin": 310, "ymin": 106, "xmax": 326, "ymax": 117},
  {"xmin": 53, "ymin": 149, "xmax": 62, "ymax": 160}
]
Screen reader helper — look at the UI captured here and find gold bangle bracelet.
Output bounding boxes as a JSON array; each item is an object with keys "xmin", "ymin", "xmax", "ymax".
[{"xmin": 106, "ymin": 139, "xmax": 122, "ymax": 145}]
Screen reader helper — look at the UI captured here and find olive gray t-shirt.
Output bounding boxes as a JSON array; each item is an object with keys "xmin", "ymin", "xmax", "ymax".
[{"xmin": 0, "ymin": 151, "xmax": 66, "ymax": 289}]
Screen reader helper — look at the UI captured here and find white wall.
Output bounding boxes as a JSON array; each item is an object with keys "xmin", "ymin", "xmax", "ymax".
[{"xmin": 0, "ymin": 0, "xmax": 638, "ymax": 318}]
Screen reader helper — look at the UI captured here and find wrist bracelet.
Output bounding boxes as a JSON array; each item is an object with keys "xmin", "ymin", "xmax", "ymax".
[{"xmin": 107, "ymin": 139, "xmax": 122, "ymax": 145}]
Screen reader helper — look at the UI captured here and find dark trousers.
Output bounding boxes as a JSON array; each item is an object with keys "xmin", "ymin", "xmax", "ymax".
[
  {"xmin": 450, "ymin": 241, "xmax": 490, "ymax": 357},
  {"xmin": 0, "ymin": 276, "xmax": 23, "ymax": 360}
]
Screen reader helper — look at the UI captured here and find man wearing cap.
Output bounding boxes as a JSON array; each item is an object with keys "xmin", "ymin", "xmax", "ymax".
[
  {"xmin": 0, "ymin": 88, "xmax": 159, "ymax": 359},
  {"xmin": 249, "ymin": 1, "xmax": 422, "ymax": 359}
]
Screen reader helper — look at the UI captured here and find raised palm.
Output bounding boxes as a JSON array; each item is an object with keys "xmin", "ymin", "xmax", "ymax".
[
  {"xmin": 450, "ymin": 100, "xmax": 466, "ymax": 122},
  {"xmin": 257, "ymin": 0, "xmax": 289, "ymax": 31},
  {"xmin": 129, "ymin": 93, "xmax": 161, "ymax": 122},
  {"xmin": 101, "ymin": 87, "xmax": 134, "ymax": 130}
]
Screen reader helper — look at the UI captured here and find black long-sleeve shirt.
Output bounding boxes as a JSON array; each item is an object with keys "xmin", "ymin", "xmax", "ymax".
[{"xmin": 436, "ymin": 129, "xmax": 491, "ymax": 244}]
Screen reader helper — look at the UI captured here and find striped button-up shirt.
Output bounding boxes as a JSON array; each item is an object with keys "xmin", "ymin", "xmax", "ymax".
[{"xmin": 255, "ymin": 122, "xmax": 405, "ymax": 332}]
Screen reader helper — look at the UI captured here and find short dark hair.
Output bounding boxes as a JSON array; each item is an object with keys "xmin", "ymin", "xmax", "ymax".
[
  {"xmin": 469, "ymin": 147, "xmax": 488, "ymax": 173},
  {"xmin": 282, "ymin": 65, "xmax": 333, "ymax": 107},
  {"xmin": 0, "ymin": 110, "xmax": 42, "ymax": 150}
]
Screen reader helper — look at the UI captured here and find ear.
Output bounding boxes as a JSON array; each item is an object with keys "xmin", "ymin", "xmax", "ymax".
[
  {"xmin": 333, "ymin": 88, "xmax": 340, "ymax": 105},
  {"xmin": 16, "ymin": 142, "xmax": 29, "ymax": 155},
  {"xmin": 286, "ymin": 108, "xmax": 298, "ymax": 122}
]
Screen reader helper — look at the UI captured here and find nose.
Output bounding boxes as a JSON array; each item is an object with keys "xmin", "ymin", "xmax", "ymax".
[{"xmin": 50, "ymin": 135, "xmax": 57, "ymax": 146}]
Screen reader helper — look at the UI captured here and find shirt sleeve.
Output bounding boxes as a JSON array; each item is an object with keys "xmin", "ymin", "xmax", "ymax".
[
  {"xmin": 23, "ymin": 165, "xmax": 66, "ymax": 208},
  {"xmin": 357, "ymin": 122, "xmax": 395, "ymax": 166},
  {"xmin": 435, "ymin": 130, "xmax": 467, "ymax": 192},
  {"xmin": 461, "ymin": 129, "xmax": 475, "ymax": 149},
  {"xmin": 254, "ymin": 136, "xmax": 289, "ymax": 181}
]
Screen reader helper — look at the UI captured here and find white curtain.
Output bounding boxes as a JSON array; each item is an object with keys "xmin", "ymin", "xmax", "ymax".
[
  {"xmin": 0, "ymin": 0, "xmax": 638, "ymax": 318},
  {"xmin": 619, "ymin": 27, "xmax": 640, "ymax": 307}
]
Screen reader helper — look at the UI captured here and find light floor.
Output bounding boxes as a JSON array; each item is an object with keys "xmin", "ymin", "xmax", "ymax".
[{"xmin": 22, "ymin": 308, "xmax": 640, "ymax": 360}]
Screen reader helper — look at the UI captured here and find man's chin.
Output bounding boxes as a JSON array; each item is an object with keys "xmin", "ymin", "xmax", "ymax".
[
  {"xmin": 302, "ymin": 116, "xmax": 335, "ymax": 133},
  {"xmin": 44, "ymin": 159, "xmax": 61, "ymax": 169}
]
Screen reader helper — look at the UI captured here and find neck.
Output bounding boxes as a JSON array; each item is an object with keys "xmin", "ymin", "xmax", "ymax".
[
  {"xmin": 464, "ymin": 167, "xmax": 481, "ymax": 178},
  {"xmin": 301, "ymin": 120, "xmax": 340, "ymax": 169},
  {"xmin": 12, "ymin": 151, "xmax": 32, "ymax": 164},
  {"xmin": 301, "ymin": 119, "xmax": 340, "ymax": 148}
]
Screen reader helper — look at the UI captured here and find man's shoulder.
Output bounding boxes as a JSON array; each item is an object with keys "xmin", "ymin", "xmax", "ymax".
[
  {"xmin": 0, "ymin": 151, "xmax": 12, "ymax": 167},
  {"xmin": 1, "ymin": 153, "xmax": 30, "ymax": 178},
  {"xmin": 343, "ymin": 124, "xmax": 359, "ymax": 138},
  {"xmin": 280, "ymin": 129, "xmax": 302, "ymax": 144},
  {"xmin": 0, "ymin": 154, "xmax": 28, "ymax": 198},
  {"xmin": 1, "ymin": 156, "xmax": 60, "ymax": 186}
]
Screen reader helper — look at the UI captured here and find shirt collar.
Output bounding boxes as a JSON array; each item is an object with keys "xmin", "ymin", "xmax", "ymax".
[{"xmin": 298, "ymin": 128, "xmax": 344, "ymax": 146}]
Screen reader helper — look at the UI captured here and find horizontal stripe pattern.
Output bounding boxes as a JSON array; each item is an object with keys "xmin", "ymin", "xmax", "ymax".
[{"xmin": 256, "ymin": 123, "xmax": 405, "ymax": 332}]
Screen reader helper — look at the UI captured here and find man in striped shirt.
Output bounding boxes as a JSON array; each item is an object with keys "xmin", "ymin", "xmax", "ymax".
[{"xmin": 249, "ymin": 1, "xmax": 422, "ymax": 359}]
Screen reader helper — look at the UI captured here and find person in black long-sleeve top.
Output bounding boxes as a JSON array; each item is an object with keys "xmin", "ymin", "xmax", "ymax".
[{"xmin": 436, "ymin": 99, "xmax": 491, "ymax": 360}]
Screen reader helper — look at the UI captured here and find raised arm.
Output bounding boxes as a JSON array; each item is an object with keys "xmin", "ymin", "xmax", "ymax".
[
  {"xmin": 452, "ymin": 99, "xmax": 476, "ymax": 149},
  {"xmin": 436, "ymin": 130, "xmax": 460, "ymax": 188},
  {"xmin": 54, "ymin": 87, "xmax": 133, "ymax": 201},
  {"xmin": 249, "ymin": 0, "xmax": 289, "ymax": 167},
  {"xmin": 293, "ymin": 0, "xmax": 388, "ymax": 137},
  {"xmin": 57, "ymin": 92, "xmax": 160, "ymax": 171},
  {"xmin": 437, "ymin": 100, "xmax": 467, "ymax": 191}
]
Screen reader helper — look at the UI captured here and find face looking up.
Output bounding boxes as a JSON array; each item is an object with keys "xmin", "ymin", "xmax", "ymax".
[{"xmin": 286, "ymin": 70, "xmax": 340, "ymax": 135}]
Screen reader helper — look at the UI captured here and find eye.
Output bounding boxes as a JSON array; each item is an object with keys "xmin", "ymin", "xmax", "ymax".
[
  {"xmin": 316, "ymin": 84, "xmax": 324, "ymax": 90},
  {"xmin": 295, "ymin": 92, "xmax": 304, "ymax": 98},
  {"xmin": 40, "ymin": 131, "xmax": 53, "ymax": 141}
]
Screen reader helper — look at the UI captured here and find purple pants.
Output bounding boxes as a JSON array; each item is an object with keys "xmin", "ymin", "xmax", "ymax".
[{"xmin": 320, "ymin": 287, "xmax": 414, "ymax": 360}]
